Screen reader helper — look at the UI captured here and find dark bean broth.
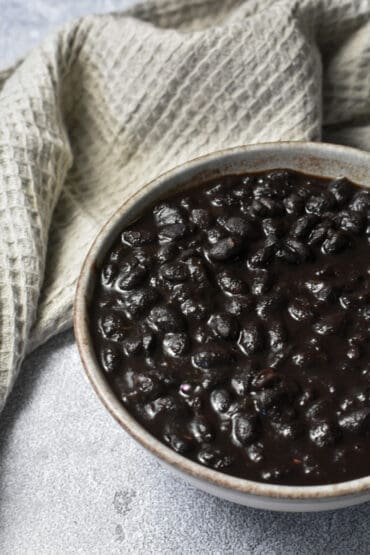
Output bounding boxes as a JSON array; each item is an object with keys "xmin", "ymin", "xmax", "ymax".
[{"xmin": 90, "ymin": 169, "xmax": 370, "ymax": 485}]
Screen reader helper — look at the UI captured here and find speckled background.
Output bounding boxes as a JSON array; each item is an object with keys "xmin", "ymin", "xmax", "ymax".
[{"xmin": 0, "ymin": 2, "xmax": 370, "ymax": 554}]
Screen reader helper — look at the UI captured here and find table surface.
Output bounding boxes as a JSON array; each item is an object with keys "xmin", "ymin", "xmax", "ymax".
[{"xmin": 1, "ymin": 2, "xmax": 370, "ymax": 554}]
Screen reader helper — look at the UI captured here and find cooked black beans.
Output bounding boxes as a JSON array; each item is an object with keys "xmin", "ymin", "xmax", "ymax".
[{"xmin": 90, "ymin": 169, "xmax": 370, "ymax": 486}]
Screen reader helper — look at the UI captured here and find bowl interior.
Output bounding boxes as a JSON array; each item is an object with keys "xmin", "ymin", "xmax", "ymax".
[{"xmin": 74, "ymin": 141, "xmax": 370, "ymax": 506}]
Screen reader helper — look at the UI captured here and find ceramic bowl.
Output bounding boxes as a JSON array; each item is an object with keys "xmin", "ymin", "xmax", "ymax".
[{"xmin": 74, "ymin": 141, "xmax": 370, "ymax": 512}]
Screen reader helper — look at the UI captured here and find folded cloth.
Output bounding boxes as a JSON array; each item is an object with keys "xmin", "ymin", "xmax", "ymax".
[{"xmin": 0, "ymin": 0, "xmax": 369, "ymax": 410}]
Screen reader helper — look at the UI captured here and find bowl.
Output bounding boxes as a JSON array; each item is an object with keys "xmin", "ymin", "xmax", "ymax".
[{"xmin": 74, "ymin": 141, "xmax": 370, "ymax": 512}]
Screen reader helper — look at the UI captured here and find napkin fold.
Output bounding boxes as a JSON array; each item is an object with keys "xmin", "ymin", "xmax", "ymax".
[{"xmin": 0, "ymin": 0, "xmax": 369, "ymax": 410}]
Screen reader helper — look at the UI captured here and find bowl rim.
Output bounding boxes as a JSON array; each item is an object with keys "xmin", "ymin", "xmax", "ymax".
[{"xmin": 74, "ymin": 140, "xmax": 370, "ymax": 501}]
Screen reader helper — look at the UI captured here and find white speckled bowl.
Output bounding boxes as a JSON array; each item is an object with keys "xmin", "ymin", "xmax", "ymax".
[{"xmin": 74, "ymin": 142, "xmax": 370, "ymax": 512}]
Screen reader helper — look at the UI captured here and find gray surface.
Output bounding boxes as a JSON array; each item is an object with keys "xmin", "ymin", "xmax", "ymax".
[{"xmin": 0, "ymin": 2, "xmax": 370, "ymax": 554}]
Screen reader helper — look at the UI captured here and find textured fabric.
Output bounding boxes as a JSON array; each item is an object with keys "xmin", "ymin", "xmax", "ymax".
[{"xmin": 0, "ymin": 0, "xmax": 370, "ymax": 410}]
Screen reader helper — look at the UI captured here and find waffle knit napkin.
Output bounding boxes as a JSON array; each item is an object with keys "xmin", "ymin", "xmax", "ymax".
[{"xmin": 0, "ymin": 0, "xmax": 369, "ymax": 410}]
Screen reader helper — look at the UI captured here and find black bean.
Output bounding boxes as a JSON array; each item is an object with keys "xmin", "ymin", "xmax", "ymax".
[
  {"xmin": 255, "ymin": 175, "xmax": 289, "ymax": 199},
  {"xmin": 349, "ymin": 191, "xmax": 370, "ymax": 212},
  {"xmin": 309, "ymin": 420, "xmax": 340, "ymax": 447},
  {"xmin": 360, "ymin": 305, "xmax": 370, "ymax": 321},
  {"xmin": 153, "ymin": 203, "xmax": 185, "ymax": 226},
  {"xmin": 268, "ymin": 320, "xmax": 287, "ymax": 351},
  {"xmin": 163, "ymin": 332, "xmax": 189, "ymax": 357},
  {"xmin": 144, "ymin": 395, "xmax": 179, "ymax": 420},
  {"xmin": 321, "ymin": 230, "xmax": 350, "ymax": 255},
  {"xmin": 218, "ymin": 216, "xmax": 253, "ymax": 237},
  {"xmin": 284, "ymin": 194, "xmax": 305, "ymax": 215},
  {"xmin": 122, "ymin": 336, "xmax": 142, "ymax": 356},
  {"xmin": 306, "ymin": 193, "xmax": 334, "ymax": 215},
  {"xmin": 224, "ymin": 295, "xmax": 254, "ymax": 316},
  {"xmin": 192, "ymin": 345, "xmax": 234, "ymax": 369},
  {"xmin": 121, "ymin": 229, "xmax": 156, "ymax": 247},
  {"xmin": 246, "ymin": 443, "xmax": 264, "ymax": 463},
  {"xmin": 123, "ymin": 287, "xmax": 159, "ymax": 319},
  {"xmin": 292, "ymin": 344, "xmax": 328, "ymax": 368},
  {"xmin": 163, "ymin": 423, "xmax": 194, "ymax": 454},
  {"xmin": 313, "ymin": 313, "xmax": 346, "ymax": 335},
  {"xmin": 109, "ymin": 245, "xmax": 126, "ymax": 262},
  {"xmin": 267, "ymin": 345, "xmax": 293, "ymax": 369},
  {"xmin": 270, "ymin": 417, "xmax": 303, "ymax": 439},
  {"xmin": 189, "ymin": 417, "xmax": 214, "ymax": 443},
  {"xmin": 207, "ymin": 228, "xmax": 226, "ymax": 246},
  {"xmin": 157, "ymin": 244, "xmax": 179, "ymax": 262},
  {"xmin": 247, "ymin": 243, "xmax": 275, "ymax": 268},
  {"xmin": 290, "ymin": 214, "xmax": 319, "ymax": 239},
  {"xmin": 101, "ymin": 345, "xmax": 121, "ymax": 373},
  {"xmin": 133, "ymin": 248, "xmax": 153, "ymax": 266},
  {"xmin": 256, "ymin": 292, "xmax": 284, "ymax": 320},
  {"xmin": 339, "ymin": 290, "xmax": 368, "ymax": 309},
  {"xmin": 232, "ymin": 412, "xmax": 259, "ymax": 446},
  {"xmin": 102, "ymin": 262, "xmax": 118, "ymax": 286},
  {"xmin": 207, "ymin": 236, "xmax": 243, "ymax": 261},
  {"xmin": 233, "ymin": 184, "xmax": 252, "ymax": 199},
  {"xmin": 262, "ymin": 218, "xmax": 285, "ymax": 238},
  {"xmin": 99, "ymin": 313, "xmax": 127, "ymax": 341},
  {"xmin": 251, "ymin": 198, "xmax": 283, "ymax": 217},
  {"xmin": 135, "ymin": 373, "xmax": 160, "ymax": 398},
  {"xmin": 231, "ymin": 367, "xmax": 254, "ymax": 396},
  {"xmin": 181, "ymin": 297, "xmax": 209, "ymax": 321},
  {"xmin": 180, "ymin": 197, "xmax": 192, "ymax": 211},
  {"xmin": 305, "ymin": 279, "xmax": 337, "ymax": 302},
  {"xmin": 306, "ymin": 399, "xmax": 331, "ymax": 421},
  {"xmin": 207, "ymin": 313, "xmax": 238, "ymax": 341},
  {"xmin": 336, "ymin": 211, "xmax": 365, "ymax": 234},
  {"xmin": 205, "ymin": 183, "xmax": 224, "ymax": 197},
  {"xmin": 158, "ymin": 223, "xmax": 187, "ymax": 243},
  {"xmin": 275, "ymin": 239, "xmax": 312, "ymax": 264},
  {"xmin": 254, "ymin": 387, "xmax": 286, "ymax": 415},
  {"xmin": 210, "ymin": 389, "xmax": 232, "ymax": 413},
  {"xmin": 185, "ymin": 257, "xmax": 209, "ymax": 286},
  {"xmin": 348, "ymin": 332, "xmax": 368, "ymax": 347},
  {"xmin": 346, "ymin": 346, "xmax": 362, "ymax": 360},
  {"xmin": 142, "ymin": 333, "xmax": 156, "ymax": 353},
  {"xmin": 179, "ymin": 382, "xmax": 202, "ymax": 398},
  {"xmin": 197, "ymin": 447, "xmax": 233, "ymax": 469},
  {"xmin": 253, "ymin": 181, "xmax": 282, "ymax": 199},
  {"xmin": 217, "ymin": 270, "xmax": 248, "ymax": 295},
  {"xmin": 338, "ymin": 408, "xmax": 370, "ymax": 435},
  {"xmin": 161, "ymin": 261, "xmax": 189, "ymax": 282},
  {"xmin": 288, "ymin": 297, "xmax": 315, "ymax": 321},
  {"xmin": 117, "ymin": 258, "xmax": 148, "ymax": 290},
  {"xmin": 147, "ymin": 305, "xmax": 185, "ymax": 332},
  {"xmin": 238, "ymin": 322, "xmax": 264, "ymax": 355},
  {"xmin": 250, "ymin": 270, "xmax": 273, "ymax": 295},
  {"xmin": 329, "ymin": 177, "xmax": 353, "ymax": 205},
  {"xmin": 265, "ymin": 170, "xmax": 293, "ymax": 193},
  {"xmin": 210, "ymin": 193, "xmax": 236, "ymax": 207},
  {"xmin": 307, "ymin": 224, "xmax": 329, "ymax": 247},
  {"xmin": 190, "ymin": 208, "xmax": 212, "ymax": 228},
  {"xmin": 252, "ymin": 368, "xmax": 281, "ymax": 389}
]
